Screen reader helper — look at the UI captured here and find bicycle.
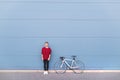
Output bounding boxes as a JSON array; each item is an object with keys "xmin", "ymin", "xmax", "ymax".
[{"xmin": 54, "ymin": 55, "xmax": 85, "ymax": 74}]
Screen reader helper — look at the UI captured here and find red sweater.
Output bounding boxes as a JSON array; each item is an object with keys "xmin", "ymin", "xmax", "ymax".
[{"xmin": 42, "ymin": 47, "xmax": 51, "ymax": 60}]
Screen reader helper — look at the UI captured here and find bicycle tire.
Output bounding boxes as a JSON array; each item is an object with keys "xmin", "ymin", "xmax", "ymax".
[
  {"xmin": 54, "ymin": 60, "xmax": 67, "ymax": 74},
  {"xmin": 72, "ymin": 60, "xmax": 85, "ymax": 74}
]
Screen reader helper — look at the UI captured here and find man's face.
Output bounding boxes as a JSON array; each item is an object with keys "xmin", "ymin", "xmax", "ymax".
[{"xmin": 44, "ymin": 43, "xmax": 49, "ymax": 47}]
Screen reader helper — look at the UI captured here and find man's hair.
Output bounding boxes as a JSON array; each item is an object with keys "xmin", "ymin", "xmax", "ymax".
[{"xmin": 45, "ymin": 42, "xmax": 49, "ymax": 44}]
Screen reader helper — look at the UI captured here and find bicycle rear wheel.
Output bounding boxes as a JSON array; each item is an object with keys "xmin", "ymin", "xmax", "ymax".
[
  {"xmin": 54, "ymin": 60, "xmax": 67, "ymax": 74},
  {"xmin": 72, "ymin": 60, "xmax": 85, "ymax": 74}
]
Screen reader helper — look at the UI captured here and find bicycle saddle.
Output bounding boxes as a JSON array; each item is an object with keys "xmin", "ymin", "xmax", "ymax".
[
  {"xmin": 71, "ymin": 55, "xmax": 77, "ymax": 60},
  {"xmin": 60, "ymin": 57, "xmax": 65, "ymax": 60},
  {"xmin": 71, "ymin": 55, "xmax": 77, "ymax": 58}
]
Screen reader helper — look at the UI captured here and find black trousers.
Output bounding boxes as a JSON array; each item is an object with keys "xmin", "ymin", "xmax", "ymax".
[{"xmin": 43, "ymin": 60, "xmax": 49, "ymax": 71}]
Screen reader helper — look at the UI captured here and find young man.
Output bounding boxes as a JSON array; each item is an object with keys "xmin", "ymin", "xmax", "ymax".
[{"xmin": 41, "ymin": 42, "xmax": 51, "ymax": 75}]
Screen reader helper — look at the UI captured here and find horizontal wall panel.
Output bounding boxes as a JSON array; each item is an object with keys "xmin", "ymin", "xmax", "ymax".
[
  {"xmin": 0, "ymin": 3, "xmax": 120, "ymax": 19},
  {"xmin": 0, "ymin": 38, "xmax": 120, "ymax": 55},
  {"xmin": 0, "ymin": 55, "xmax": 119, "ymax": 69},
  {"xmin": 0, "ymin": 21, "xmax": 120, "ymax": 36}
]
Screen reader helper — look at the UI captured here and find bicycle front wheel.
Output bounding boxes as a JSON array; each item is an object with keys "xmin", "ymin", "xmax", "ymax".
[
  {"xmin": 54, "ymin": 60, "xmax": 66, "ymax": 74},
  {"xmin": 72, "ymin": 60, "xmax": 85, "ymax": 74}
]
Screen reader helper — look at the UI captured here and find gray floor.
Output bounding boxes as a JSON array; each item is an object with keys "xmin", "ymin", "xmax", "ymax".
[{"xmin": 0, "ymin": 72, "xmax": 120, "ymax": 80}]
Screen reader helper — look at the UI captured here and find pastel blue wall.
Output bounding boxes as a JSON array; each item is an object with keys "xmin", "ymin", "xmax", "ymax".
[{"xmin": 0, "ymin": 0, "xmax": 120, "ymax": 70}]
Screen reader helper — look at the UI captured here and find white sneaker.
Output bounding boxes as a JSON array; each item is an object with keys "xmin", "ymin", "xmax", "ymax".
[
  {"xmin": 46, "ymin": 71, "xmax": 48, "ymax": 74},
  {"xmin": 43, "ymin": 71, "xmax": 48, "ymax": 75},
  {"xmin": 43, "ymin": 71, "xmax": 46, "ymax": 75}
]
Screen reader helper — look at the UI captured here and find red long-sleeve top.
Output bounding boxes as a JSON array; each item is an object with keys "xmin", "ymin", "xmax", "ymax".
[{"xmin": 42, "ymin": 47, "xmax": 51, "ymax": 60}]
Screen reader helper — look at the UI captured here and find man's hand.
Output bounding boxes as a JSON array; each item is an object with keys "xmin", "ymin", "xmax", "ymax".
[
  {"xmin": 42, "ymin": 57, "xmax": 43, "ymax": 61},
  {"xmin": 48, "ymin": 55, "xmax": 51, "ymax": 61},
  {"xmin": 48, "ymin": 57, "xmax": 50, "ymax": 61},
  {"xmin": 41, "ymin": 54, "xmax": 43, "ymax": 61}
]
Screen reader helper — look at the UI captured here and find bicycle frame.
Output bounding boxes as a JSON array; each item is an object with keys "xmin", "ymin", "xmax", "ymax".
[{"xmin": 62, "ymin": 59, "xmax": 76, "ymax": 69}]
